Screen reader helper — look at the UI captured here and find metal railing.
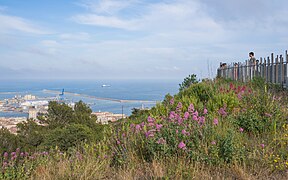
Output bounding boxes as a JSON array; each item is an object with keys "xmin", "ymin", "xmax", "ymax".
[{"xmin": 217, "ymin": 50, "xmax": 288, "ymax": 87}]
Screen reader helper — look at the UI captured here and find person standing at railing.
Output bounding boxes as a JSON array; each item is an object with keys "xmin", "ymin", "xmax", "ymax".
[
  {"xmin": 249, "ymin": 52, "xmax": 256, "ymax": 63},
  {"xmin": 249, "ymin": 52, "xmax": 257, "ymax": 80}
]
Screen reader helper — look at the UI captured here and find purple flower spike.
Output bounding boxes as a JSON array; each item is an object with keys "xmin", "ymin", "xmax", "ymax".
[
  {"xmin": 147, "ymin": 116, "xmax": 154, "ymax": 123},
  {"xmin": 169, "ymin": 111, "xmax": 176, "ymax": 119},
  {"xmin": 176, "ymin": 102, "xmax": 183, "ymax": 112},
  {"xmin": 181, "ymin": 129, "xmax": 190, "ymax": 136},
  {"xmin": 184, "ymin": 112, "xmax": 189, "ymax": 120},
  {"xmin": 198, "ymin": 116, "xmax": 205, "ymax": 125},
  {"xmin": 157, "ymin": 138, "xmax": 166, "ymax": 145},
  {"xmin": 213, "ymin": 118, "xmax": 218, "ymax": 125},
  {"xmin": 135, "ymin": 124, "xmax": 141, "ymax": 131},
  {"xmin": 170, "ymin": 98, "xmax": 174, "ymax": 105},
  {"xmin": 3, "ymin": 152, "xmax": 8, "ymax": 159},
  {"xmin": 203, "ymin": 108, "xmax": 208, "ymax": 115},
  {"xmin": 178, "ymin": 141, "xmax": 186, "ymax": 149},
  {"xmin": 188, "ymin": 103, "xmax": 194, "ymax": 113},
  {"xmin": 156, "ymin": 124, "xmax": 163, "ymax": 131},
  {"xmin": 2, "ymin": 161, "xmax": 8, "ymax": 168}
]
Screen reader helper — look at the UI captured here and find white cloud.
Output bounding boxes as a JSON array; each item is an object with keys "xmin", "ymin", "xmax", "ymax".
[
  {"xmin": 0, "ymin": 14, "xmax": 48, "ymax": 34},
  {"xmin": 78, "ymin": 0, "xmax": 136, "ymax": 15},
  {"xmin": 59, "ymin": 32, "xmax": 91, "ymax": 41},
  {"xmin": 72, "ymin": 14, "xmax": 136, "ymax": 30},
  {"xmin": 41, "ymin": 40, "xmax": 60, "ymax": 47}
]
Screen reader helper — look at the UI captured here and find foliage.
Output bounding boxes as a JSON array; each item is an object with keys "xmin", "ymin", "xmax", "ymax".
[
  {"xmin": 42, "ymin": 124, "xmax": 94, "ymax": 151},
  {"xmin": 0, "ymin": 128, "xmax": 22, "ymax": 156},
  {"xmin": 179, "ymin": 74, "xmax": 198, "ymax": 91},
  {"xmin": 17, "ymin": 120, "xmax": 45, "ymax": 148},
  {"xmin": 38, "ymin": 101, "xmax": 74, "ymax": 128}
]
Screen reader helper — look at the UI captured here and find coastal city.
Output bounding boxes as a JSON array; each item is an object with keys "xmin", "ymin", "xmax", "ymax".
[{"xmin": 0, "ymin": 92, "xmax": 126, "ymax": 134}]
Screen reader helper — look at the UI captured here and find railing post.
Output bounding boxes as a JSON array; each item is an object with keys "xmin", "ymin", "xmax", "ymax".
[
  {"xmin": 267, "ymin": 57, "xmax": 270, "ymax": 83},
  {"xmin": 260, "ymin": 57, "xmax": 263, "ymax": 78},
  {"xmin": 264, "ymin": 58, "xmax": 267, "ymax": 81},
  {"xmin": 275, "ymin": 55, "xmax": 279, "ymax": 84},
  {"xmin": 280, "ymin": 55, "xmax": 284, "ymax": 87},
  {"xmin": 286, "ymin": 50, "xmax": 288, "ymax": 87},
  {"xmin": 271, "ymin": 53, "xmax": 274, "ymax": 83}
]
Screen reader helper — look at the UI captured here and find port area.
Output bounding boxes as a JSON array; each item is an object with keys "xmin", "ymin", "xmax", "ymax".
[
  {"xmin": 0, "ymin": 94, "xmax": 51, "ymax": 119},
  {"xmin": 0, "ymin": 93, "xmax": 128, "ymax": 133}
]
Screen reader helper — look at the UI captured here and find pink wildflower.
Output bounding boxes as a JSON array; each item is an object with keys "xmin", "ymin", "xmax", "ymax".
[
  {"xmin": 177, "ymin": 117, "xmax": 184, "ymax": 125},
  {"xmin": 169, "ymin": 111, "xmax": 176, "ymax": 119},
  {"xmin": 193, "ymin": 111, "xmax": 198, "ymax": 117},
  {"xmin": 213, "ymin": 118, "xmax": 219, "ymax": 125},
  {"xmin": 239, "ymin": 127, "xmax": 244, "ymax": 132},
  {"xmin": 176, "ymin": 102, "xmax": 183, "ymax": 112},
  {"xmin": 218, "ymin": 108, "xmax": 227, "ymax": 116},
  {"xmin": 203, "ymin": 108, "xmax": 208, "ymax": 115},
  {"xmin": 188, "ymin": 103, "xmax": 194, "ymax": 113},
  {"xmin": 184, "ymin": 112, "xmax": 190, "ymax": 120},
  {"xmin": 260, "ymin": 144, "xmax": 265, "ymax": 148},
  {"xmin": 192, "ymin": 115, "xmax": 198, "ymax": 121},
  {"xmin": 237, "ymin": 93, "xmax": 242, "ymax": 100},
  {"xmin": 148, "ymin": 122, "xmax": 155, "ymax": 127},
  {"xmin": 145, "ymin": 131, "xmax": 153, "ymax": 138},
  {"xmin": 211, "ymin": 141, "xmax": 216, "ymax": 145},
  {"xmin": 181, "ymin": 129, "xmax": 190, "ymax": 136},
  {"xmin": 135, "ymin": 124, "xmax": 141, "ymax": 131},
  {"xmin": 157, "ymin": 138, "xmax": 166, "ymax": 145},
  {"xmin": 147, "ymin": 116, "xmax": 154, "ymax": 123},
  {"xmin": 156, "ymin": 124, "xmax": 163, "ymax": 131},
  {"xmin": 130, "ymin": 124, "xmax": 135, "ymax": 128},
  {"xmin": 3, "ymin": 152, "xmax": 8, "ymax": 160},
  {"xmin": 170, "ymin": 98, "xmax": 174, "ymax": 105},
  {"xmin": 198, "ymin": 116, "xmax": 205, "ymax": 125},
  {"xmin": 178, "ymin": 141, "xmax": 186, "ymax": 149},
  {"xmin": 2, "ymin": 162, "xmax": 8, "ymax": 168}
]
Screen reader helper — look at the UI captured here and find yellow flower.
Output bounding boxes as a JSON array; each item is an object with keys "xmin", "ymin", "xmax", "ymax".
[{"xmin": 274, "ymin": 160, "xmax": 278, "ymax": 163}]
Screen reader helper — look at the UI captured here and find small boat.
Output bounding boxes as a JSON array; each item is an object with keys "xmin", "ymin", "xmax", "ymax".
[{"xmin": 102, "ymin": 84, "xmax": 111, "ymax": 87}]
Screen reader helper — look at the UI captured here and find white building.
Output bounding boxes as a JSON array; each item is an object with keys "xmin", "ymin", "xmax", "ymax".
[
  {"xmin": 91, "ymin": 112, "xmax": 126, "ymax": 124},
  {"xmin": 28, "ymin": 107, "xmax": 38, "ymax": 119},
  {"xmin": 24, "ymin": 94, "xmax": 36, "ymax": 100}
]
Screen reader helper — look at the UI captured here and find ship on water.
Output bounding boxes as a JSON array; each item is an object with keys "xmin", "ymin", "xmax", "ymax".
[{"xmin": 101, "ymin": 84, "xmax": 111, "ymax": 87}]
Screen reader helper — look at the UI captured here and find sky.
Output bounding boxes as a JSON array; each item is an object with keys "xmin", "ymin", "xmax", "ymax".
[{"xmin": 0, "ymin": 0, "xmax": 288, "ymax": 80}]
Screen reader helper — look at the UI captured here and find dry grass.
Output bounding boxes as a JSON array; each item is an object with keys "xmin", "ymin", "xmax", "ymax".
[{"xmin": 28, "ymin": 153, "xmax": 288, "ymax": 180}]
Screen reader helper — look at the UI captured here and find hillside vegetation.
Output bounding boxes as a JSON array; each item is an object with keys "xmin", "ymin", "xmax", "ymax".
[{"xmin": 1, "ymin": 77, "xmax": 288, "ymax": 179}]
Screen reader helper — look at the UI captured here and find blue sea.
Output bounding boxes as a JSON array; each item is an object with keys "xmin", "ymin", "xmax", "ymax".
[{"xmin": 0, "ymin": 79, "xmax": 180, "ymax": 117}]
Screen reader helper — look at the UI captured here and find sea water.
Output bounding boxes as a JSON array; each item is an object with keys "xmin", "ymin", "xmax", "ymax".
[{"xmin": 0, "ymin": 79, "xmax": 180, "ymax": 116}]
